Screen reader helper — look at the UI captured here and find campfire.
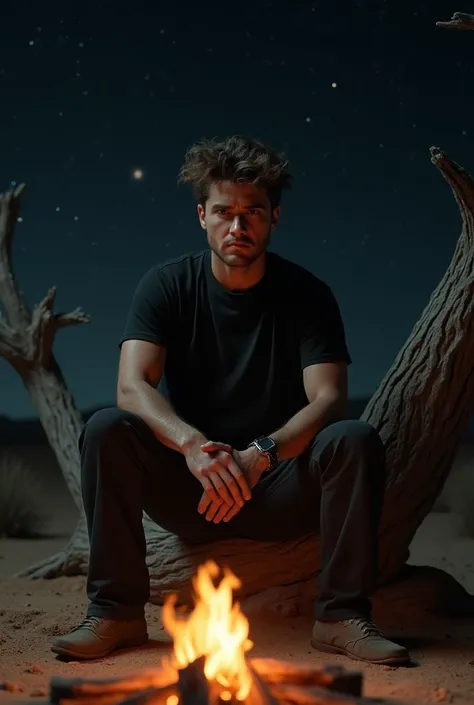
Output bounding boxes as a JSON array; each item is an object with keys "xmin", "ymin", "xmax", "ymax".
[{"xmin": 50, "ymin": 561, "xmax": 367, "ymax": 705}]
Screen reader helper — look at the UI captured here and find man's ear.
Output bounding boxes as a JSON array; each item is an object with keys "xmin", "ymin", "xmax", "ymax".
[
  {"xmin": 197, "ymin": 203, "xmax": 206, "ymax": 229},
  {"xmin": 271, "ymin": 205, "xmax": 281, "ymax": 229}
]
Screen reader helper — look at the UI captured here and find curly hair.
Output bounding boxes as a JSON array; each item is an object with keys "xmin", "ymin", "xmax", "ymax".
[{"xmin": 177, "ymin": 135, "xmax": 293, "ymax": 209}]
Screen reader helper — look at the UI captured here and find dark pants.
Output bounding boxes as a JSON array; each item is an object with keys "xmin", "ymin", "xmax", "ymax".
[{"xmin": 80, "ymin": 408, "xmax": 386, "ymax": 622}]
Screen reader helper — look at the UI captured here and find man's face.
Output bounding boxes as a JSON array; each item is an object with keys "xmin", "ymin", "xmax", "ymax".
[{"xmin": 197, "ymin": 180, "xmax": 280, "ymax": 267}]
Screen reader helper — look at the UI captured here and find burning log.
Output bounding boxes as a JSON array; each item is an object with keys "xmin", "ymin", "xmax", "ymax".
[
  {"xmin": 109, "ymin": 687, "xmax": 177, "ymax": 705},
  {"xmin": 49, "ymin": 660, "xmax": 362, "ymax": 705},
  {"xmin": 50, "ymin": 670, "xmax": 177, "ymax": 703},
  {"xmin": 245, "ymin": 665, "xmax": 279, "ymax": 705},
  {"xmin": 49, "ymin": 660, "xmax": 367, "ymax": 705},
  {"xmin": 250, "ymin": 660, "xmax": 361, "ymax": 696},
  {"xmin": 266, "ymin": 685, "xmax": 367, "ymax": 705},
  {"xmin": 178, "ymin": 658, "xmax": 211, "ymax": 705}
]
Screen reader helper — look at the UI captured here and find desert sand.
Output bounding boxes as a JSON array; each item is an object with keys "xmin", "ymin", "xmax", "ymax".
[
  {"xmin": 1, "ymin": 444, "xmax": 474, "ymax": 705},
  {"xmin": 0, "ymin": 511, "xmax": 473, "ymax": 705}
]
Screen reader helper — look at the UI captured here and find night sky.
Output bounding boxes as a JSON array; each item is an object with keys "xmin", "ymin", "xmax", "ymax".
[{"xmin": 1, "ymin": 1, "xmax": 473, "ymax": 419}]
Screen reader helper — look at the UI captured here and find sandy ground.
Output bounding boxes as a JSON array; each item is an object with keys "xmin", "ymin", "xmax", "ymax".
[{"xmin": 0, "ymin": 511, "xmax": 474, "ymax": 705}]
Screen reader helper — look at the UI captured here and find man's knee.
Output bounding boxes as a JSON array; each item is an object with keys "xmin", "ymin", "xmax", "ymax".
[
  {"xmin": 326, "ymin": 419, "xmax": 383, "ymax": 446},
  {"xmin": 79, "ymin": 407, "xmax": 139, "ymax": 452},
  {"xmin": 313, "ymin": 419, "xmax": 385, "ymax": 465}
]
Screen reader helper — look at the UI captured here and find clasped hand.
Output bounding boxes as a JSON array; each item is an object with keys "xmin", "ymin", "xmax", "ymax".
[{"xmin": 183, "ymin": 440, "xmax": 265, "ymax": 524}]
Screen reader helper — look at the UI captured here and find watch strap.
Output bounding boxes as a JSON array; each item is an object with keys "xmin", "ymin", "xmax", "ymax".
[{"xmin": 249, "ymin": 436, "xmax": 279, "ymax": 471}]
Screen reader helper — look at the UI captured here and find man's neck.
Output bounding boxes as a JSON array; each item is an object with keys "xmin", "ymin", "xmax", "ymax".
[{"xmin": 210, "ymin": 251, "xmax": 266, "ymax": 291}]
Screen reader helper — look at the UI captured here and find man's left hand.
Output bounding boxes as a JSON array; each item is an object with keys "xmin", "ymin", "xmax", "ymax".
[{"xmin": 197, "ymin": 442, "xmax": 268, "ymax": 523}]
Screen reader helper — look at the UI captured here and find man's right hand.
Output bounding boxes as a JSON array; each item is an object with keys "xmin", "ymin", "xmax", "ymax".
[{"xmin": 183, "ymin": 441, "xmax": 252, "ymax": 510}]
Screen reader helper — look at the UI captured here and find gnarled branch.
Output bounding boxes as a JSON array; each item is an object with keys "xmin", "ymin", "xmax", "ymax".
[
  {"xmin": 436, "ymin": 12, "xmax": 474, "ymax": 31},
  {"xmin": 0, "ymin": 184, "xmax": 90, "ymax": 369},
  {"xmin": 27, "ymin": 287, "xmax": 90, "ymax": 366},
  {"xmin": 0, "ymin": 184, "xmax": 30, "ymax": 332}
]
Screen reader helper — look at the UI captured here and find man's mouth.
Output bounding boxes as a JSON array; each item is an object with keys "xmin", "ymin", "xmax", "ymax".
[{"xmin": 226, "ymin": 241, "xmax": 251, "ymax": 249}]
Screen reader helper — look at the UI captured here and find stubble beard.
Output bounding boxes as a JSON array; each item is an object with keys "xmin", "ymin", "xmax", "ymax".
[{"xmin": 209, "ymin": 230, "xmax": 271, "ymax": 268}]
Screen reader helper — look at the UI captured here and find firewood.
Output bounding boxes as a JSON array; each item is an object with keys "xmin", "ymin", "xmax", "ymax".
[
  {"xmin": 269, "ymin": 684, "xmax": 365, "ymax": 705},
  {"xmin": 246, "ymin": 664, "xmax": 280, "ymax": 705},
  {"xmin": 50, "ymin": 659, "xmax": 363, "ymax": 704},
  {"xmin": 57, "ymin": 687, "xmax": 177, "ymax": 705},
  {"xmin": 249, "ymin": 659, "xmax": 362, "ymax": 697},
  {"xmin": 49, "ymin": 670, "xmax": 176, "ymax": 704},
  {"xmin": 112, "ymin": 686, "xmax": 177, "ymax": 705},
  {"xmin": 178, "ymin": 658, "xmax": 210, "ymax": 705},
  {"xmin": 59, "ymin": 697, "xmax": 124, "ymax": 705}
]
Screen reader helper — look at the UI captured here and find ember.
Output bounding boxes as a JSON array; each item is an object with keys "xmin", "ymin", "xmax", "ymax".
[{"xmin": 49, "ymin": 561, "xmax": 368, "ymax": 705}]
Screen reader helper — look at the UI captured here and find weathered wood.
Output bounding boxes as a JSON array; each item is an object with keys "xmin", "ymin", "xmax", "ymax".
[
  {"xmin": 361, "ymin": 145, "xmax": 474, "ymax": 583},
  {"xmin": 0, "ymin": 184, "xmax": 88, "ymax": 512},
  {"xmin": 246, "ymin": 665, "xmax": 280, "ymax": 705},
  {"xmin": 49, "ymin": 661, "xmax": 366, "ymax": 705},
  {"xmin": 48, "ymin": 660, "xmax": 361, "ymax": 702},
  {"xmin": 436, "ymin": 12, "xmax": 474, "ymax": 30},
  {"xmin": 178, "ymin": 658, "xmax": 210, "ymax": 705},
  {"xmin": 267, "ymin": 684, "xmax": 366, "ymax": 705},
  {"xmin": 251, "ymin": 661, "xmax": 361, "ymax": 697},
  {"xmin": 49, "ymin": 671, "xmax": 176, "ymax": 703}
]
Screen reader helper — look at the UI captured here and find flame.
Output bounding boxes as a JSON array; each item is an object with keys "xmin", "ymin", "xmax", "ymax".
[{"xmin": 162, "ymin": 561, "xmax": 253, "ymax": 701}]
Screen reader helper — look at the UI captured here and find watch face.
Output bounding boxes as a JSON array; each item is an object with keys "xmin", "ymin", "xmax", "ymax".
[{"xmin": 258, "ymin": 436, "xmax": 275, "ymax": 452}]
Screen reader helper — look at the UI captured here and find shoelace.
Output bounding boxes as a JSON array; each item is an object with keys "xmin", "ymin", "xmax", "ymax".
[
  {"xmin": 342, "ymin": 618, "xmax": 385, "ymax": 638},
  {"xmin": 73, "ymin": 616, "xmax": 101, "ymax": 632}
]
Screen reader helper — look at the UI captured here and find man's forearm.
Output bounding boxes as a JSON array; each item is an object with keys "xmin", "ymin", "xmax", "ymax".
[
  {"xmin": 270, "ymin": 395, "xmax": 346, "ymax": 461},
  {"xmin": 117, "ymin": 381, "xmax": 205, "ymax": 454}
]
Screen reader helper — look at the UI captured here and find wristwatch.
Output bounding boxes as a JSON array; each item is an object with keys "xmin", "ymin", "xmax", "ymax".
[{"xmin": 248, "ymin": 436, "xmax": 279, "ymax": 471}]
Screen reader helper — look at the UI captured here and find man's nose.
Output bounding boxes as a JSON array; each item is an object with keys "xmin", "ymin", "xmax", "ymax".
[{"xmin": 229, "ymin": 215, "xmax": 247, "ymax": 233}]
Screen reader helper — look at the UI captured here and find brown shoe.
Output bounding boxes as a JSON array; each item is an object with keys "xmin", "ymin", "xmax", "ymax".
[
  {"xmin": 311, "ymin": 617, "xmax": 410, "ymax": 665},
  {"xmin": 51, "ymin": 616, "xmax": 148, "ymax": 660}
]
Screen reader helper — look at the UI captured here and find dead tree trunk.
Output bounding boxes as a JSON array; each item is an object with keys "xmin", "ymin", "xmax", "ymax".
[
  {"xmin": 361, "ymin": 145, "xmax": 474, "ymax": 581},
  {"xmin": 3, "ymin": 11, "xmax": 474, "ymax": 612},
  {"xmin": 0, "ymin": 184, "xmax": 89, "ymax": 565}
]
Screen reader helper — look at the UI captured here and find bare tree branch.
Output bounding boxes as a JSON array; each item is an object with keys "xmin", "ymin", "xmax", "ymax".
[
  {"xmin": 0, "ymin": 183, "xmax": 90, "ymax": 509},
  {"xmin": 0, "ymin": 312, "xmax": 19, "ymax": 351},
  {"xmin": 0, "ymin": 184, "xmax": 30, "ymax": 331},
  {"xmin": 436, "ymin": 12, "xmax": 474, "ymax": 31},
  {"xmin": 27, "ymin": 286, "xmax": 90, "ymax": 365},
  {"xmin": 0, "ymin": 184, "xmax": 90, "ymax": 368},
  {"xmin": 55, "ymin": 307, "xmax": 90, "ymax": 329}
]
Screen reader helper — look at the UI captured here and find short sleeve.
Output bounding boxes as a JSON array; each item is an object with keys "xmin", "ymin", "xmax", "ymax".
[
  {"xmin": 119, "ymin": 267, "xmax": 173, "ymax": 349},
  {"xmin": 299, "ymin": 282, "xmax": 352, "ymax": 369}
]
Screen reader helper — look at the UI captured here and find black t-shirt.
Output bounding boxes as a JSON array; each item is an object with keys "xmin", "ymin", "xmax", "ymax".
[{"xmin": 119, "ymin": 249, "xmax": 351, "ymax": 449}]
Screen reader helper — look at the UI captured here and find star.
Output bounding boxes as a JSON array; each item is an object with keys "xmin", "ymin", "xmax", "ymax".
[{"xmin": 132, "ymin": 168, "xmax": 144, "ymax": 180}]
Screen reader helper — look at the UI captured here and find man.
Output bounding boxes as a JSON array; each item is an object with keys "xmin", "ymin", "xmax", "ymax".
[{"xmin": 51, "ymin": 135, "xmax": 409, "ymax": 666}]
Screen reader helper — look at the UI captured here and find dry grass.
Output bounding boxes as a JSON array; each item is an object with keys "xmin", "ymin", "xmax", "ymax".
[{"xmin": 0, "ymin": 452, "xmax": 50, "ymax": 538}]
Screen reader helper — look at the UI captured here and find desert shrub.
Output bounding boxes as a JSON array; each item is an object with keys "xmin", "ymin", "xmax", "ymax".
[{"xmin": 0, "ymin": 452, "xmax": 49, "ymax": 538}]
